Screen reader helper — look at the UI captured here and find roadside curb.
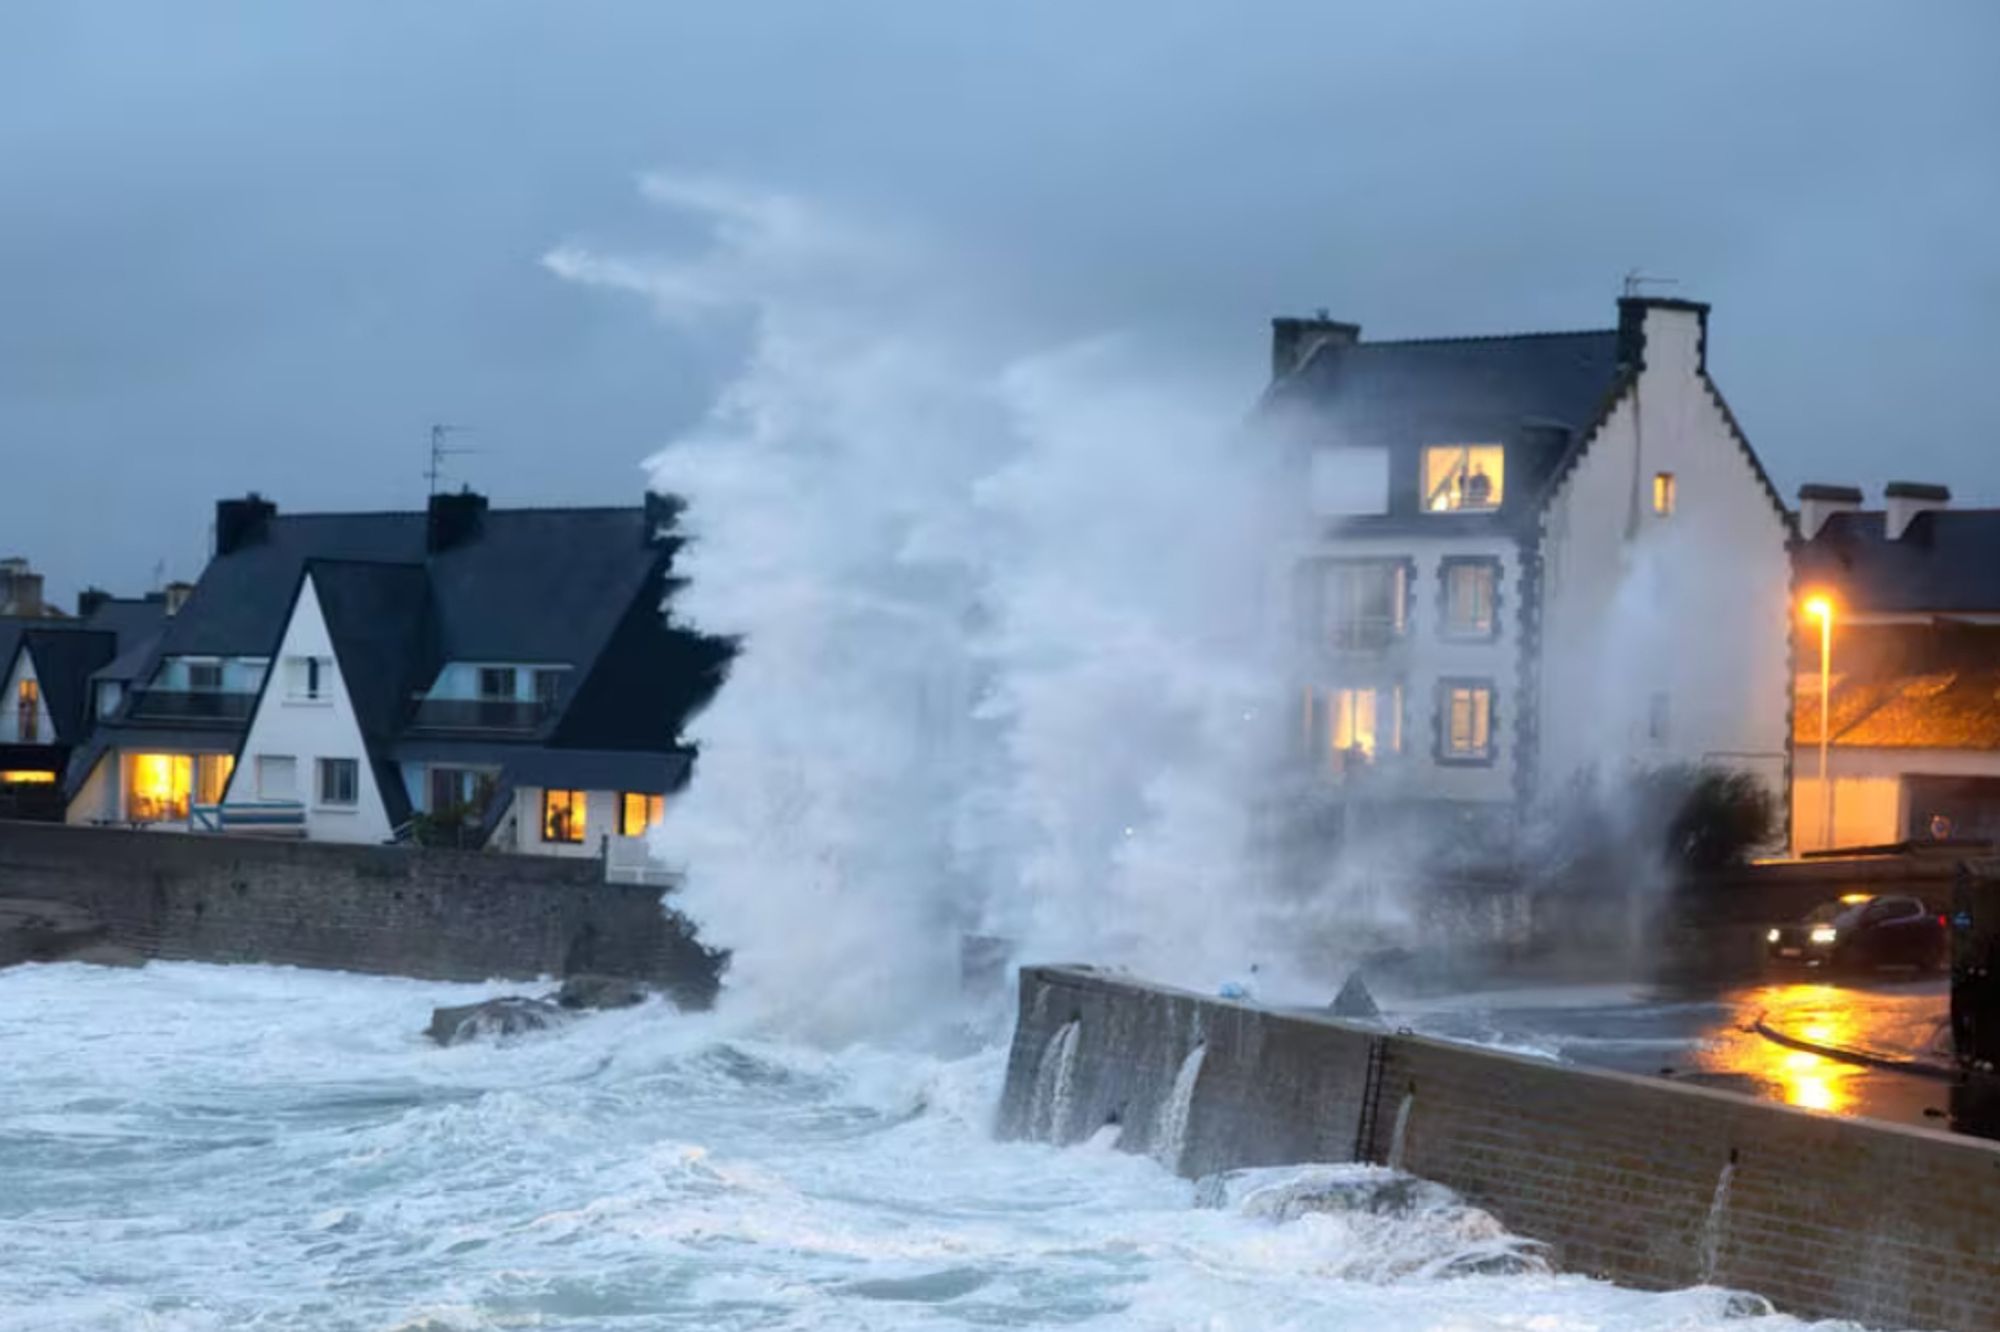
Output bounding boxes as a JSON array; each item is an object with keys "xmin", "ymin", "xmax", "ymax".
[{"xmin": 1751, "ymin": 1015, "xmax": 1957, "ymax": 1082}]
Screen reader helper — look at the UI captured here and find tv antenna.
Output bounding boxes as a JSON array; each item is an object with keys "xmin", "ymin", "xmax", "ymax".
[
  {"xmin": 425, "ymin": 424, "xmax": 480, "ymax": 497},
  {"xmin": 1622, "ymin": 269, "xmax": 1680, "ymax": 298}
]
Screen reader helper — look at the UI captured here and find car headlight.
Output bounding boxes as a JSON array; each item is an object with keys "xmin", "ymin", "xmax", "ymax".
[
  {"xmin": 1809, "ymin": 926, "xmax": 1838, "ymax": 945},
  {"xmin": 1767, "ymin": 928, "xmax": 1781, "ymax": 943}
]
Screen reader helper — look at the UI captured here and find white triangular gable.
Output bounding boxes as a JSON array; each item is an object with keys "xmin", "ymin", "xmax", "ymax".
[
  {"xmin": 229, "ymin": 573, "xmax": 395, "ymax": 842},
  {"xmin": 1, "ymin": 644, "xmax": 55, "ymax": 744}
]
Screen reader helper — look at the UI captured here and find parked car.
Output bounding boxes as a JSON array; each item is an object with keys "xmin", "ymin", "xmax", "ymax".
[{"xmin": 1767, "ymin": 894, "xmax": 1948, "ymax": 971}]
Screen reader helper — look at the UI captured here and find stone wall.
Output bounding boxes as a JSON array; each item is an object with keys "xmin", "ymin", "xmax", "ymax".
[
  {"xmin": 0, "ymin": 820, "xmax": 722, "ymax": 1004},
  {"xmin": 1002, "ymin": 964, "xmax": 2000, "ymax": 1330}
]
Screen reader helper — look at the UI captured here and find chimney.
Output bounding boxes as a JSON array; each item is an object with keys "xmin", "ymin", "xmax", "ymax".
[
  {"xmin": 1616, "ymin": 296, "xmax": 1711, "ymax": 375},
  {"xmin": 643, "ymin": 491, "xmax": 684, "ymax": 547},
  {"xmin": 427, "ymin": 488, "xmax": 488, "ymax": 554},
  {"xmin": 0, "ymin": 561, "xmax": 45, "ymax": 617},
  {"xmin": 215, "ymin": 493, "xmax": 278, "ymax": 556},
  {"xmin": 163, "ymin": 581, "xmax": 196, "ymax": 615},
  {"xmin": 77, "ymin": 586, "xmax": 111, "ymax": 619},
  {"xmin": 1798, "ymin": 483, "xmax": 1863, "ymax": 540},
  {"xmin": 1884, "ymin": 481, "xmax": 1950, "ymax": 541},
  {"xmin": 1270, "ymin": 314, "xmax": 1361, "ymax": 381}
]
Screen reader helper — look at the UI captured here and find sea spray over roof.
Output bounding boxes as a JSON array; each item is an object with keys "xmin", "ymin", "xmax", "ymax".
[{"xmin": 552, "ymin": 177, "xmax": 1303, "ymax": 1043}]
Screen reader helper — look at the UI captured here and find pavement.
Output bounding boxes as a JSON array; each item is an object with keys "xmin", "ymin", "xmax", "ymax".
[{"xmin": 1381, "ymin": 969, "xmax": 1967, "ymax": 1136}]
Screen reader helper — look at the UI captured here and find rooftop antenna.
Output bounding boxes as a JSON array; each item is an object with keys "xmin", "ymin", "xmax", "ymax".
[
  {"xmin": 1622, "ymin": 269, "xmax": 1680, "ymax": 298},
  {"xmin": 425, "ymin": 424, "xmax": 480, "ymax": 497}
]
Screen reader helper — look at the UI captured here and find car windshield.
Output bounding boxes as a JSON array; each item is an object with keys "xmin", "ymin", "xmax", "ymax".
[{"xmin": 1804, "ymin": 901, "xmax": 1854, "ymax": 924}]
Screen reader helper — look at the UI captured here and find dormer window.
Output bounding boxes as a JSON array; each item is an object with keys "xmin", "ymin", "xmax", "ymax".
[{"xmin": 1423, "ymin": 445, "xmax": 1504, "ymax": 513}]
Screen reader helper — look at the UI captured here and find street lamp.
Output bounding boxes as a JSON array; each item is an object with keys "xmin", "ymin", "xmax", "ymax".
[{"xmin": 1803, "ymin": 595, "xmax": 1835, "ymax": 850}]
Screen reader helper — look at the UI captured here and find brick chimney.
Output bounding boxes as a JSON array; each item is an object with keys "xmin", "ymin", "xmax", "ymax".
[
  {"xmin": 427, "ymin": 489, "xmax": 488, "ymax": 554},
  {"xmin": 1270, "ymin": 314, "xmax": 1361, "ymax": 381},
  {"xmin": 163, "ymin": 581, "xmax": 196, "ymax": 615},
  {"xmin": 1798, "ymin": 483, "xmax": 1862, "ymax": 541},
  {"xmin": 0, "ymin": 558, "xmax": 45, "ymax": 616},
  {"xmin": 215, "ymin": 494, "xmax": 278, "ymax": 556},
  {"xmin": 1884, "ymin": 481, "xmax": 1949, "ymax": 541}
]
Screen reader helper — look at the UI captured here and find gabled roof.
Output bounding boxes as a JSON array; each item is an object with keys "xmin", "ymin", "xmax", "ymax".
[
  {"xmin": 1264, "ymin": 329, "xmax": 1626, "ymax": 525},
  {"xmin": 15, "ymin": 629, "xmax": 117, "ymax": 741},
  {"xmin": 1796, "ymin": 509, "xmax": 2000, "ymax": 615}
]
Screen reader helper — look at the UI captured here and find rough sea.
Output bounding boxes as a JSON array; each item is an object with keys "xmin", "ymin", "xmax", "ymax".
[{"xmin": 0, "ymin": 962, "xmax": 1861, "ymax": 1330}]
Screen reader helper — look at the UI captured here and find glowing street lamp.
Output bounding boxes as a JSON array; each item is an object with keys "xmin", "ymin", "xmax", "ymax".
[{"xmin": 1803, "ymin": 595, "xmax": 1835, "ymax": 850}]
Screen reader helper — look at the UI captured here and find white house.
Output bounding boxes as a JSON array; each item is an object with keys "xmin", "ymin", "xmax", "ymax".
[
  {"xmin": 1790, "ymin": 484, "xmax": 2000, "ymax": 850},
  {"xmin": 1262, "ymin": 295, "xmax": 1794, "ymax": 838},
  {"xmin": 69, "ymin": 490, "xmax": 727, "ymax": 864}
]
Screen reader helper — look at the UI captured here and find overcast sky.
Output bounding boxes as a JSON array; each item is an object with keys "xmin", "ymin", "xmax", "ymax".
[{"xmin": 3, "ymin": 2, "xmax": 1996, "ymax": 605}]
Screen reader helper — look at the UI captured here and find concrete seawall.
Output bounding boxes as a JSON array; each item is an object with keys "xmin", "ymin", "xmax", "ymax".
[
  {"xmin": 1001, "ymin": 964, "xmax": 2000, "ymax": 1330},
  {"xmin": 0, "ymin": 820, "xmax": 722, "ymax": 1004}
]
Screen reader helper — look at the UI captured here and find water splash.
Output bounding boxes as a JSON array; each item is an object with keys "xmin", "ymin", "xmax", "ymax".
[
  {"xmin": 1150, "ymin": 1042, "xmax": 1207, "ymax": 1173},
  {"xmin": 1698, "ymin": 1156, "xmax": 1736, "ymax": 1284},
  {"xmin": 1027, "ymin": 1019, "xmax": 1082, "ymax": 1144},
  {"xmin": 550, "ymin": 175, "xmax": 1299, "ymax": 1045},
  {"xmin": 1386, "ymin": 1091, "xmax": 1416, "ymax": 1171}
]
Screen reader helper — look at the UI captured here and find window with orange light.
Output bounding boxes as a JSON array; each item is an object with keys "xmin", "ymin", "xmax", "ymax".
[
  {"xmin": 0, "ymin": 770, "xmax": 55, "ymax": 784},
  {"xmin": 124, "ymin": 753, "xmax": 193, "ymax": 822},
  {"xmin": 197, "ymin": 754, "xmax": 234, "ymax": 805},
  {"xmin": 621, "ymin": 792, "xmax": 665, "ymax": 838},
  {"xmin": 542, "ymin": 789, "xmax": 586, "ymax": 843},
  {"xmin": 1422, "ymin": 445, "xmax": 1504, "ymax": 512}
]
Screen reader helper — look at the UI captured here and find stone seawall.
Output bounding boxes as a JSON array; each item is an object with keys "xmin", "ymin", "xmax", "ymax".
[
  {"xmin": 0, "ymin": 820, "xmax": 722, "ymax": 1004},
  {"xmin": 1001, "ymin": 964, "xmax": 2000, "ymax": 1330}
]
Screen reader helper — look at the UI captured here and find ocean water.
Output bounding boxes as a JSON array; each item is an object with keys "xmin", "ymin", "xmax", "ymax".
[{"xmin": 0, "ymin": 962, "xmax": 1860, "ymax": 1331}]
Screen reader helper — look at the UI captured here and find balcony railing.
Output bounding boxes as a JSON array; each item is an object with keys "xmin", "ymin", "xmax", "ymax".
[
  {"xmin": 125, "ymin": 688, "xmax": 257, "ymax": 726},
  {"xmin": 405, "ymin": 697, "xmax": 552, "ymax": 735}
]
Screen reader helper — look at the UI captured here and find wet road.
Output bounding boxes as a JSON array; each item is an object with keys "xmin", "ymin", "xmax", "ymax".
[{"xmin": 1388, "ymin": 971, "xmax": 1959, "ymax": 1133}]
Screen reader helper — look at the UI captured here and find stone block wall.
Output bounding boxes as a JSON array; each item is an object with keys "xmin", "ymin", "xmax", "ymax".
[
  {"xmin": 1003, "ymin": 964, "xmax": 2000, "ymax": 1330},
  {"xmin": 0, "ymin": 820, "xmax": 721, "ymax": 1004}
]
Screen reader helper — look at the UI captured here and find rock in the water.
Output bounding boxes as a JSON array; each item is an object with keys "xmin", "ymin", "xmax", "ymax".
[
  {"xmin": 554, "ymin": 974, "xmax": 652, "ymax": 1011},
  {"xmin": 1329, "ymin": 973, "xmax": 1382, "ymax": 1022},
  {"xmin": 427, "ymin": 996, "xmax": 568, "ymax": 1046}
]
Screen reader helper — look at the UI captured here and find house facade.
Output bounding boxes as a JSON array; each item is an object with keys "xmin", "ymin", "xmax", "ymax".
[
  {"xmin": 67, "ymin": 491, "xmax": 728, "ymax": 863},
  {"xmin": 1791, "ymin": 484, "xmax": 2000, "ymax": 849},
  {"xmin": 1262, "ymin": 296, "xmax": 1793, "ymax": 843},
  {"xmin": 0, "ymin": 590, "xmax": 168, "ymax": 820}
]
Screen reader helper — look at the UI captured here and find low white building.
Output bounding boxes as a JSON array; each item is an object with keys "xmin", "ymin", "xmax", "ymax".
[{"xmin": 1262, "ymin": 295, "xmax": 1794, "ymax": 840}]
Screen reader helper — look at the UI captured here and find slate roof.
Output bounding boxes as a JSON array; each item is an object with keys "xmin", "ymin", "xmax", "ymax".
[
  {"xmin": 1263, "ymin": 329, "xmax": 1628, "ymax": 527},
  {"xmin": 0, "ymin": 596, "xmax": 166, "ymax": 747},
  {"xmin": 1795, "ymin": 623, "xmax": 2000, "ymax": 750},
  {"xmin": 1796, "ymin": 509, "xmax": 2000, "ymax": 615}
]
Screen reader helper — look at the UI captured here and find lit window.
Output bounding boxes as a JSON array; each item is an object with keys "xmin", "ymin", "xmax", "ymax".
[
  {"xmin": 1441, "ymin": 559, "xmax": 1498, "ymax": 639},
  {"xmin": 1308, "ymin": 560, "xmax": 1409, "ymax": 651},
  {"xmin": 196, "ymin": 754, "xmax": 234, "ymax": 805},
  {"xmin": 0, "ymin": 770, "xmax": 56, "ymax": 784},
  {"xmin": 621, "ymin": 791, "xmax": 665, "ymax": 837},
  {"xmin": 1422, "ymin": 446, "xmax": 1505, "ymax": 513},
  {"xmin": 1653, "ymin": 472, "xmax": 1676, "ymax": 515},
  {"xmin": 256, "ymin": 754, "xmax": 297, "ymax": 799},
  {"xmin": 125, "ymin": 753, "xmax": 193, "ymax": 822},
  {"xmin": 1438, "ymin": 681, "xmax": 1495, "ymax": 762},
  {"xmin": 15, "ymin": 677, "xmax": 38, "ymax": 742},
  {"xmin": 317, "ymin": 758, "xmax": 359, "ymax": 807},
  {"xmin": 543, "ymin": 789, "xmax": 587, "ymax": 843}
]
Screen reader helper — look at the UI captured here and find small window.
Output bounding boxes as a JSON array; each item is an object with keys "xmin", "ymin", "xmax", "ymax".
[
  {"xmin": 621, "ymin": 791, "xmax": 665, "ymax": 837},
  {"xmin": 1304, "ymin": 684, "xmax": 1404, "ymax": 772},
  {"xmin": 317, "ymin": 757, "xmax": 359, "ymax": 807},
  {"xmin": 256, "ymin": 754, "xmax": 297, "ymax": 799},
  {"xmin": 542, "ymin": 789, "xmax": 586, "ymax": 843},
  {"xmin": 1438, "ymin": 680, "xmax": 1495, "ymax": 763},
  {"xmin": 306, "ymin": 657, "xmax": 322, "ymax": 699},
  {"xmin": 1308, "ymin": 447, "xmax": 1390, "ymax": 517},
  {"xmin": 1440, "ymin": 559, "xmax": 1498, "ymax": 640},
  {"xmin": 534, "ymin": 669, "xmax": 563, "ymax": 709},
  {"xmin": 1309, "ymin": 560, "xmax": 1409, "ymax": 651},
  {"xmin": 1653, "ymin": 472, "xmax": 1677, "ymax": 515},
  {"xmin": 188, "ymin": 662, "xmax": 224, "ymax": 692},
  {"xmin": 478, "ymin": 667, "xmax": 517, "ymax": 701},
  {"xmin": 16, "ymin": 677, "xmax": 39, "ymax": 742},
  {"xmin": 1422, "ymin": 445, "xmax": 1505, "ymax": 513},
  {"xmin": 288, "ymin": 656, "xmax": 325, "ymax": 700}
]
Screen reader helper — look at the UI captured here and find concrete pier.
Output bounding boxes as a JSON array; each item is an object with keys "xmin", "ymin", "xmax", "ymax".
[{"xmin": 1001, "ymin": 963, "xmax": 2000, "ymax": 1329}]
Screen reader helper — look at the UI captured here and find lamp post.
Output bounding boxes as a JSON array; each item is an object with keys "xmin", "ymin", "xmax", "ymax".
[{"xmin": 1804, "ymin": 595, "xmax": 1835, "ymax": 850}]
